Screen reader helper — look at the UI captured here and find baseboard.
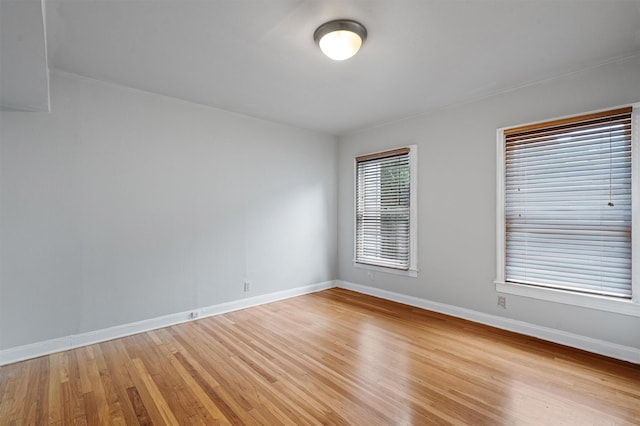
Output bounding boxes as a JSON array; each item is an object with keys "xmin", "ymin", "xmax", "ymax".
[
  {"xmin": 4, "ymin": 280, "xmax": 637, "ymax": 366},
  {"xmin": 0, "ymin": 281, "xmax": 335, "ymax": 366},
  {"xmin": 336, "ymin": 280, "xmax": 640, "ymax": 364}
]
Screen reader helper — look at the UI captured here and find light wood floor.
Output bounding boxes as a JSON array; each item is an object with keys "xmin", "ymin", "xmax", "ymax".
[{"xmin": 1, "ymin": 288, "xmax": 639, "ymax": 425}]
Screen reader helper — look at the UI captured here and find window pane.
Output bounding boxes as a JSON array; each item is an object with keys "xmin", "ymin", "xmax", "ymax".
[{"xmin": 356, "ymin": 149, "xmax": 411, "ymax": 270}]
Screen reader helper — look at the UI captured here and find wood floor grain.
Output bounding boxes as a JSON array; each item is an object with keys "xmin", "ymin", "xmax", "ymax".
[{"xmin": 1, "ymin": 288, "xmax": 639, "ymax": 425}]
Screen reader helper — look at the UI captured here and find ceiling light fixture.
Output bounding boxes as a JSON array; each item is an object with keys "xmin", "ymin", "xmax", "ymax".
[{"xmin": 314, "ymin": 19, "xmax": 367, "ymax": 61}]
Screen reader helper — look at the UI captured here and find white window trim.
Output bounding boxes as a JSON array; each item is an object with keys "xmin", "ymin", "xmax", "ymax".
[
  {"xmin": 495, "ymin": 103, "xmax": 640, "ymax": 317},
  {"xmin": 353, "ymin": 145, "xmax": 418, "ymax": 277}
]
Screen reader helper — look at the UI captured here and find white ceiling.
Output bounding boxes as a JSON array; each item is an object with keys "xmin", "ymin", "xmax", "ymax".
[{"xmin": 13, "ymin": 1, "xmax": 640, "ymax": 134}]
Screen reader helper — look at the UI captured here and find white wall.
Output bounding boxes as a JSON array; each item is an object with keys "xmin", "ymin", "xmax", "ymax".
[
  {"xmin": 338, "ymin": 56, "xmax": 640, "ymax": 349},
  {"xmin": 0, "ymin": 0, "xmax": 50, "ymax": 112},
  {"xmin": 0, "ymin": 71, "xmax": 337, "ymax": 350}
]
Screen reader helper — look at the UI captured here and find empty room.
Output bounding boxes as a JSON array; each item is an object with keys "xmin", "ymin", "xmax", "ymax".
[{"xmin": 1, "ymin": 0, "xmax": 640, "ymax": 424}]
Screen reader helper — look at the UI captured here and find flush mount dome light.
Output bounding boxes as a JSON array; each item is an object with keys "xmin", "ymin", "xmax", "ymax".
[{"xmin": 314, "ymin": 19, "xmax": 367, "ymax": 61}]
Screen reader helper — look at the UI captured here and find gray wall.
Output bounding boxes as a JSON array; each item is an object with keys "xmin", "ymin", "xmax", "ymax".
[
  {"xmin": 338, "ymin": 56, "xmax": 640, "ymax": 349},
  {"xmin": 0, "ymin": 72, "xmax": 337, "ymax": 350},
  {"xmin": 3, "ymin": 57, "xmax": 639, "ymax": 354}
]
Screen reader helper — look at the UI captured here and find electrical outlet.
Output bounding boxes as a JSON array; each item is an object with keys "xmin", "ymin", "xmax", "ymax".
[
  {"xmin": 497, "ymin": 296, "xmax": 506, "ymax": 309},
  {"xmin": 244, "ymin": 280, "xmax": 251, "ymax": 292}
]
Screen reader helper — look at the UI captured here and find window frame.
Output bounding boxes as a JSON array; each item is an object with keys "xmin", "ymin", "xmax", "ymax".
[
  {"xmin": 495, "ymin": 103, "xmax": 640, "ymax": 317},
  {"xmin": 353, "ymin": 145, "xmax": 418, "ymax": 277}
]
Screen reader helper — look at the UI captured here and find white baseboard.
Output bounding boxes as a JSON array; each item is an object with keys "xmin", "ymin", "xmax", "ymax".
[
  {"xmin": 336, "ymin": 280, "xmax": 640, "ymax": 364},
  {"xmin": 0, "ymin": 281, "xmax": 335, "ymax": 366},
  {"xmin": 4, "ymin": 280, "xmax": 637, "ymax": 366}
]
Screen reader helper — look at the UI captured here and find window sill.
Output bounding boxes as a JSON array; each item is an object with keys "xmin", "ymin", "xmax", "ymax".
[
  {"xmin": 495, "ymin": 281, "xmax": 640, "ymax": 317},
  {"xmin": 354, "ymin": 261, "xmax": 418, "ymax": 277}
]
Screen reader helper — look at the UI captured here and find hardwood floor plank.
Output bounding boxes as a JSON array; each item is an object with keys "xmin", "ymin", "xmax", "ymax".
[
  {"xmin": 203, "ymin": 321, "xmax": 352, "ymax": 425},
  {"xmin": 172, "ymin": 351, "xmax": 240, "ymax": 425},
  {"xmin": 131, "ymin": 357, "xmax": 180, "ymax": 425},
  {"xmin": 167, "ymin": 352, "xmax": 230, "ymax": 425},
  {"xmin": 82, "ymin": 391, "xmax": 100, "ymax": 426},
  {"xmin": 47, "ymin": 353, "xmax": 63, "ymax": 425},
  {"xmin": 201, "ymin": 316, "xmax": 368, "ymax": 424},
  {"xmin": 125, "ymin": 360, "xmax": 167, "ymax": 425},
  {"xmin": 90, "ymin": 345, "xmax": 126, "ymax": 424},
  {"xmin": 59, "ymin": 379, "xmax": 74, "ymax": 425},
  {"xmin": 81, "ymin": 347, "xmax": 111, "ymax": 424},
  {"xmin": 99, "ymin": 340, "xmax": 146, "ymax": 425},
  {"xmin": 1, "ymin": 288, "xmax": 639, "ymax": 425},
  {"xmin": 127, "ymin": 386, "xmax": 153, "ymax": 425},
  {"xmin": 168, "ymin": 328, "xmax": 258, "ymax": 425},
  {"xmin": 0, "ymin": 364, "xmax": 18, "ymax": 422},
  {"xmin": 198, "ymin": 319, "xmax": 337, "ymax": 421},
  {"xmin": 128, "ymin": 333, "xmax": 206, "ymax": 423},
  {"xmin": 5, "ymin": 360, "xmax": 31, "ymax": 423}
]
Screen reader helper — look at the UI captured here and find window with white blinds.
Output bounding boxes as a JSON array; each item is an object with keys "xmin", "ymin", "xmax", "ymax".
[
  {"xmin": 503, "ymin": 107, "xmax": 633, "ymax": 298},
  {"xmin": 355, "ymin": 147, "xmax": 415, "ymax": 271}
]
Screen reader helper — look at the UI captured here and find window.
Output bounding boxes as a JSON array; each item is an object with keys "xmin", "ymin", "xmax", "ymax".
[
  {"xmin": 355, "ymin": 146, "xmax": 417, "ymax": 276},
  {"xmin": 496, "ymin": 104, "xmax": 640, "ymax": 316}
]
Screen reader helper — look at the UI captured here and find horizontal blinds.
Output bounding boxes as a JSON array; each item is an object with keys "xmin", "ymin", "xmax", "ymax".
[
  {"xmin": 504, "ymin": 107, "xmax": 632, "ymax": 298},
  {"xmin": 356, "ymin": 149, "xmax": 411, "ymax": 270}
]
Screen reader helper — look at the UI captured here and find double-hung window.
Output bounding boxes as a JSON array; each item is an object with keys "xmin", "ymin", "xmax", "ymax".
[
  {"xmin": 355, "ymin": 146, "xmax": 417, "ymax": 276},
  {"xmin": 496, "ymin": 105, "xmax": 639, "ymax": 315}
]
